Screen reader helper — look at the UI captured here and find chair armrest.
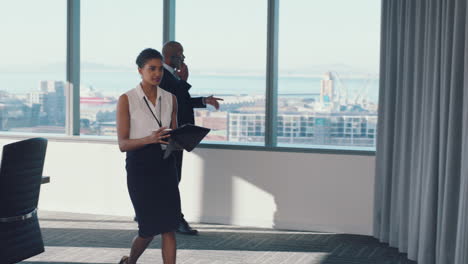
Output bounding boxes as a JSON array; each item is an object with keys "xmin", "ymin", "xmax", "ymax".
[
  {"xmin": 41, "ymin": 176, "xmax": 50, "ymax": 184},
  {"xmin": 0, "ymin": 208, "xmax": 37, "ymax": 223}
]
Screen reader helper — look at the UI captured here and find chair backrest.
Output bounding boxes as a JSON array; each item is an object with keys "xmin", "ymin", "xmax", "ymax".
[{"xmin": 0, "ymin": 137, "xmax": 48, "ymax": 218}]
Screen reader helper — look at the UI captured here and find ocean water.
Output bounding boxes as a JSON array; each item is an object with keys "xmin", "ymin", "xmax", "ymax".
[{"xmin": 0, "ymin": 71, "xmax": 379, "ymax": 103}]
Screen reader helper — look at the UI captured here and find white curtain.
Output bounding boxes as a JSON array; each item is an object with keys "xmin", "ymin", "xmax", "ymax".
[{"xmin": 374, "ymin": 0, "xmax": 468, "ymax": 263}]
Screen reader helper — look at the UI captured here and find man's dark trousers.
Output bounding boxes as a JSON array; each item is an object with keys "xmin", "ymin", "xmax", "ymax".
[{"xmin": 160, "ymin": 67, "xmax": 204, "ymax": 235}]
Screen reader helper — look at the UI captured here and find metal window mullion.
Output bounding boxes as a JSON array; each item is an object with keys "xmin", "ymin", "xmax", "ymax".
[
  {"xmin": 265, "ymin": 0, "xmax": 279, "ymax": 147},
  {"xmin": 66, "ymin": 0, "xmax": 80, "ymax": 136},
  {"xmin": 163, "ymin": 0, "xmax": 176, "ymax": 43}
]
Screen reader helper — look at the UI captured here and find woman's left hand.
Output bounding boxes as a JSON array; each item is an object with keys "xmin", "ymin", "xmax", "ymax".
[{"xmin": 148, "ymin": 127, "xmax": 171, "ymax": 145}]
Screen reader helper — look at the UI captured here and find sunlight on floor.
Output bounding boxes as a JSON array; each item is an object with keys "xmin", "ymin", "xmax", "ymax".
[{"xmin": 24, "ymin": 246, "xmax": 331, "ymax": 264}]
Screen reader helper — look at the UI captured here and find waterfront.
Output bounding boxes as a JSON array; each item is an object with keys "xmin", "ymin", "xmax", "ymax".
[{"xmin": 0, "ymin": 71, "xmax": 378, "ymax": 148}]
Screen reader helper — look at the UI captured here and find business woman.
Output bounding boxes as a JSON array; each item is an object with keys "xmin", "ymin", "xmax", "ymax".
[{"xmin": 116, "ymin": 48, "xmax": 180, "ymax": 264}]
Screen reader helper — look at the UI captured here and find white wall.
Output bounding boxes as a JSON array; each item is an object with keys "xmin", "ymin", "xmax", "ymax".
[{"xmin": 0, "ymin": 138, "xmax": 375, "ymax": 235}]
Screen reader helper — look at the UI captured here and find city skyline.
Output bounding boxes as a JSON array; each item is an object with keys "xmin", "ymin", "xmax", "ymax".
[
  {"xmin": 0, "ymin": 73, "xmax": 377, "ymax": 150},
  {"xmin": 0, "ymin": 0, "xmax": 380, "ymax": 150}
]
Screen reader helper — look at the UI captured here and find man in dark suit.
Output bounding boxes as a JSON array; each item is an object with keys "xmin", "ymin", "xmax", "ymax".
[{"xmin": 159, "ymin": 41, "xmax": 223, "ymax": 235}]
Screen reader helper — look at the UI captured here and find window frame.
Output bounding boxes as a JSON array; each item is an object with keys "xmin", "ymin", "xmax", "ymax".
[{"xmin": 0, "ymin": 0, "xmax": 377, "ymax": 156}]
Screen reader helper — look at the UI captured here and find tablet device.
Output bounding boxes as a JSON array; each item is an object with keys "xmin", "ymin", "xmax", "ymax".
[{"xmin": 163, "ymin": 124, "xmax": 210, "ymax": 159}]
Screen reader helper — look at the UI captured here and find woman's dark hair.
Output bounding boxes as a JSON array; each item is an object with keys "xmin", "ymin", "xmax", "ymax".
[{"xmin": 136, "ymin": 48, "xmax": 163, "ymax": 68}]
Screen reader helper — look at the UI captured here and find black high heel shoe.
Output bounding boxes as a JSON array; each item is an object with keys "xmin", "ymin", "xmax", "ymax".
[{"xmin": 118, "ymin": 256, "xmax": 129, "ymax": 264}]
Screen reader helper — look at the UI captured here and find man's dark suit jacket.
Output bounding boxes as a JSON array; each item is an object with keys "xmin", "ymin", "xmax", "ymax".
[{"xmin": 159, "ymin": 68, "xmax": 205, "ymax": 126}]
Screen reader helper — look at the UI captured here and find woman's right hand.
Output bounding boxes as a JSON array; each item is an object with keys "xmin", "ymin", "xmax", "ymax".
[{"xmin": 147, "ymin": 127, "xmax": 171, "ymax": 145}]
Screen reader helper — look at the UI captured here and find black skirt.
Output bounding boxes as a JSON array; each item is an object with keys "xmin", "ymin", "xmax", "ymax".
[{"xmin": 126, "ymin": 144, "xmax": 181, "ymax": 237}]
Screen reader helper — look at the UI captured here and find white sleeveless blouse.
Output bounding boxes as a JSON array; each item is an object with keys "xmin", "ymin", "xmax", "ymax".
[{"xmin": 126, "ymin": 84, "xmax": 173, "ymax": 143}]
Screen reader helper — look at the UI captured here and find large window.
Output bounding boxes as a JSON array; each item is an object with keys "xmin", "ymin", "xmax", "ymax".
[
  {"xmin": 1, "ymin": 1, "xmax": 380, "ymax": 152},
  {"xmin": 277, "ymin": 0, "xmax": 380, "ymax": 150},
  {"xmin": 0, "ymin": 1, "xmax": 66, "ymax": 134},
  {"xmin": 80, "ymin": 0, "xmax": 163, "ymax": 136},
  {"xmin": 176, "ymin": 0, "xmax": 267, "ymax": 144}
]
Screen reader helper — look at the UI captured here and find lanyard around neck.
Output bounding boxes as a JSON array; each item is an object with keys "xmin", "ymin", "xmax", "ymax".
[{"xmin": 141, "ymin": 84, "xmax": 162, "ymax": 128}]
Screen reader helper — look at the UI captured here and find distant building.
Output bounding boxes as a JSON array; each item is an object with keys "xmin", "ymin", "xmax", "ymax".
[
  {"xmin": 228, "ymin": 112, "xmax": 264, "ymax": 143},
  {"xmin": 320, "ymin": 72, "xmax": 334, "ymax": 106},
  {"xmin": 228, "ymin": 112, "xmax": 377, "ymax": 147},
  {"xmin": 27, "ymin": 80, "xmax": 66, "ymax": 126}
]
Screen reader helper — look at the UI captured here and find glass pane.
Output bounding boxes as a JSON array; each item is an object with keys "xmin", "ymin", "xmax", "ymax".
[
  {"xmin": 176, "ymin": 0, "xmax": 267, "ymax": 145},
  {"xmin": 81, "ymin": 0, "xmax": 163, "ymax": 136},
  {"xmin": 0, "ymin": 1, "xmax": 66, "ymax": 134},
  {"xmin": 278, "ymin": 0, "xmax": 380, "ymax": 150}
]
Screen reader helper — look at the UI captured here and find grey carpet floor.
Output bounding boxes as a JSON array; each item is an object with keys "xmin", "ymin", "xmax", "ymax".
[{"xmin": 20, "ymin": 211, "xmax": 416, "ymax": 264}]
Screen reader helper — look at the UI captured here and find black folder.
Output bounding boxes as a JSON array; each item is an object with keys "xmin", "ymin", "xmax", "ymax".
[{"xmin": 163, "ymin": 124, "xmax": 210, "ymax": 159}]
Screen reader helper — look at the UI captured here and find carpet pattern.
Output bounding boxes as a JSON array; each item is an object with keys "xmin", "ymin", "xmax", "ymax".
[{"xmin": 19, "ymin": 211, "xmax": 416, "ymax": 264}]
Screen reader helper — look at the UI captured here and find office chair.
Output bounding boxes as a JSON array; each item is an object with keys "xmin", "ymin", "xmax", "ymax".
[{"xmin": 0, "ymin": 137, "xmax": 48, "ymax": 263}]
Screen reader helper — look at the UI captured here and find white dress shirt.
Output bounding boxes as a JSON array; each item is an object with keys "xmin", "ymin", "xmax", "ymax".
[{"xmin": 126, "ymin": 84, "xmax": 173, "ymax": 148}]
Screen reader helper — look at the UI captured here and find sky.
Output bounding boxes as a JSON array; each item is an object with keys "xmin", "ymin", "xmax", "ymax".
[{"xmin": 0, "ymin": 0, "xmax": 381, "ymax": 75}]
